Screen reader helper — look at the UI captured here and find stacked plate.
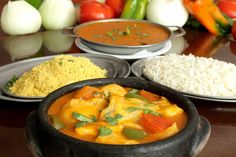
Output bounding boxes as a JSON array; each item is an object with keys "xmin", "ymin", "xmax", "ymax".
[{"xmin": 75, "ymin": 38, "xmax": 172, "ymax": 60}]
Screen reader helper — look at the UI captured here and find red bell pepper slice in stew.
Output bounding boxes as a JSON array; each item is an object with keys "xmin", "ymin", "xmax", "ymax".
[
  {"xmin": 139, "ymin": 114, "xmax": 174, "ymax": 133},
  {"xmin": 139, "ymin": 90, "xmax": 161, "ymax": 102}
]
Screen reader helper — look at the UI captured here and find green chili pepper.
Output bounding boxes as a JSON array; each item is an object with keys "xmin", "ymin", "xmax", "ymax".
[
  {"xmin": 121, "ymin": 0, "xmax": 148, "ymax": 20},
  {"xmin": 123, "ymin": 127, "xmax": 146, "ymax": 140}
]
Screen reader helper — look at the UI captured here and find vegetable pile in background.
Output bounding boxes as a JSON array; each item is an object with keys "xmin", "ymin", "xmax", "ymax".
[
  {"xmin": 184, "ymin": 0, "xmax": 232, "ymax": 36},
  {"xmin": 1, "ymin": 0, "xmax": 236, "ymax": 37},
  {"xmin": 1, "ymin": 0, "xmax": 76, "ymax": 35}
]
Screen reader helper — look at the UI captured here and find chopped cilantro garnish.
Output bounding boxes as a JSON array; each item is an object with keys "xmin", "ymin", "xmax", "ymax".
[
  {"xmin": 98, "ymin": 126, "xmax": 112, "ymax": 136},
  {"xmin": 126, "ymin": 107, "xmax": 159, "ymax": 116},
  {"xmin": 144, "ymin": 103, "xmax": 156, "ymax": 107},
  {"xmin": 72, "ymin": 112, "xmax": 93, "ymax": 123},
  {"xmin": 4, "ymin": 75, "xmax": 18, "ymax": 90},
  {"xmin": 58, "ymin": 61, "xmax": 63, "ymax": 66},
  {"xmin": 90, "ymin": 115, "xmax": 97, "ymax": 122},
  {"xmin": 143, "ymin": 109, "xmax": 159, "ymax": 116},
  {"xmin": 105, "ymin": 114, "xmax": 122, "ymax": 126},
  {"xmin": 75, "ymin": 121, "xmax": 87, "ymax": 128},
  {"xmin": 126, "ymin": 107, "xmax": 142, "ymax": 112}
]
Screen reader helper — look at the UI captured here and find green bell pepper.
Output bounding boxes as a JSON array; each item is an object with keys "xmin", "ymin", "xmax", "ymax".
[{"xmin": 121, "ymin": 0, "xmax": 148, "ymax": 20}]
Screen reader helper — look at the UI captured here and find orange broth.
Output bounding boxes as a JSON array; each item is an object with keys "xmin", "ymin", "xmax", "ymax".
[
  {"xmin": 48, "ymin": 84, "xmax": 187, "ymax": 144},
  {"xmin": 76, "ymin": 21, "xmax": 170, "ymax": 46}
]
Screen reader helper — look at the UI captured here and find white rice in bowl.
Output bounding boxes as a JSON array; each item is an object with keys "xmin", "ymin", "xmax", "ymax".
[{"xmin": 143, "ymin": 54, "xmax": 236, "ymax": 97}]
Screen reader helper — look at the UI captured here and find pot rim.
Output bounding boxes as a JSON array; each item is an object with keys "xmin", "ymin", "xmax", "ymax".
[{"xmin": 36, "ymin": 78, "xmax": 199, "ymax": 153}]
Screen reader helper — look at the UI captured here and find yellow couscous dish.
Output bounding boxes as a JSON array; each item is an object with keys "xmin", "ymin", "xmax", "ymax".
[{"xmin": 9, "ymin": 55, "xmax": 107, "ymax": 97}]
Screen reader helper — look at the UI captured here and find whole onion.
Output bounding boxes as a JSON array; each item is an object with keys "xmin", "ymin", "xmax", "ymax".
[{"xmin": 1, "ymin": 0, "xmax": 42, "ymax": 35}]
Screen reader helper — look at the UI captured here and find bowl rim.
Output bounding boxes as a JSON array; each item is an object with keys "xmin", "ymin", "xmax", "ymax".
[
  {"xmin": 36, "ymin": 78, "xmax": 199, "ymax": 153},
  {"xmin": 73, "ymin": 19, "xmax": 173, "ymax": 49}
]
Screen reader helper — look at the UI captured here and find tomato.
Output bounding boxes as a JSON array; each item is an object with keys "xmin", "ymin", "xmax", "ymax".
[
  {"xmin": 218, "ymin": 0, "xmax": 236, "ymax": 18},
  {"xmin": 105, "ymin": 0, "xmax": 124, "ymax": 17},
  {"xmin": 78, "ymin": 1, "xmax": 114, "ymax": 23},
  {"xmin": 139, "ymin": 114, "xmax": 174, "ymax": 133},
  {"xmin": 232, "ymin": 21, "xmax": 236, "ymax": 39}
]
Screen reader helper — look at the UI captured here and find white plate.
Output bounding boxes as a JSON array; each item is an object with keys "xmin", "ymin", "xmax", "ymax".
[
  {"xmin": 131, "ymin": 58, "xmax": 236, "ymax": 102},
  {"xmin": 75, "ymin": 38, "xmax": 172, "ymax": 60}
]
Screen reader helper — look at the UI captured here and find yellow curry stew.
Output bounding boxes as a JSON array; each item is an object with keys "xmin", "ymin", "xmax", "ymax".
[{"xmin": 48, "ymin": 84, "xmax": 187, "ymax": 144}]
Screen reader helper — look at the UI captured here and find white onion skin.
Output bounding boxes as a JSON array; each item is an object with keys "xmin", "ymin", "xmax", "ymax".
[
  {"xmin": 39, "ymin": 0, "xmax": 76, "ymax": 30},
  {"xmin": 146, "ymin": 0, "xmax": 189, "ymax": 28},
  {"xmin": 1, "ymin": 1, "xmax": 42, "ymax": 35}
]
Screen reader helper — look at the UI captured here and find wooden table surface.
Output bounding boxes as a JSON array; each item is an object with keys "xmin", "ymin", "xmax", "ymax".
[{"xmin": 0, "ymin": 1, "xmax": 236, "ymax": 157}]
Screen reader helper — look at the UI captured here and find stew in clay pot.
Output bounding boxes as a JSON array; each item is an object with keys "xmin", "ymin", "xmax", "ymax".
[{"xmin": 48, "ymin": 83, "xmax": 187, "ymax": 144}]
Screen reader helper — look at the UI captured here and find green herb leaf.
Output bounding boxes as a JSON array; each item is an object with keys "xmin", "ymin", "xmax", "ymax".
[
  {"xmin": 125, "ymin": 26, "xmax": 131, "ymax": 35},
  {"xmin": 93, "ymin": 91, "xmax": 101, "ymax": 97},
  {"xmin": 125, "ymin": 93, "xmax": 149, "ymax": 102},
  {"xmin": 90, "ymin": 115, "xmax": 97, "ymax": 122},
  {"xmin": 126, "ymin": 107, "xmax": 142, "ymax": 112},
  {"xmin": 4, "ymin": 76, "xmax": 18, "ymax": 90},
  {"xmin": 105, "ymin": 114, "xmax": 122, "ymax": 126},
  {"xmin": 123, "ymin": 127, "xmax": 146, "ymax": 140},
  {"xmin": 49, "ymin": 115, "xmax": 65, "ymax": 130},
  {"xmin": 72, "ymin": 112, "xmax": 93, "ymax": 123},
  {"xmin": 126, "ymin": 107, "xmax": 159, "ymax": 116},
  {"xmin": 98, "ymin": 126, "xmax": 112, "ymax": 136},
  {"xmin": 58, "ymin": 61, "xmax": 63, "ymax": 66},
  {"xmin": 144, "ymin": 103, "xmax": 156, "ymax": 107},
  {"xmin": 143, "ymin": 109, "xmax": 159, "ymax": 116},
  {"xmin": 75, "ymin": 121, "xmax": 88, "ymax": 128},
  {"xmin": 106, "ymin": 32, "xmax": 113, "ymax": 37}
]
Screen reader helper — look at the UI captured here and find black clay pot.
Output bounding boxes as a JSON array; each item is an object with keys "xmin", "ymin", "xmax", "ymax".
[{"xmin": 26, "ymin": 78, "xmax": 211, "ymax": 157}]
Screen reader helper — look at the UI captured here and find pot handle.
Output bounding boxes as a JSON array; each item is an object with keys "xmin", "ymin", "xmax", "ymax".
[
  {"xmin": 62, "ymin": 27, "xmax": 76, "ymax": 37},
  {"xmin": 25, "ymin": 111, "xmax": 44, "ymax": 157},
  {"xmin": 167, "ymin": 26, "xmax": 186, "ymax": 38},
  {"xmin": 190, "ymin": 116, "xmax": 211, "ymax": 157}
]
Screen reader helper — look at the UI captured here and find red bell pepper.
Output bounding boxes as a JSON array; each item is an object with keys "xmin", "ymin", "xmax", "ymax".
[
  {"xmin": 139, "ymin": 90, "xmax": 161, "ymax": 102},
  {"xmin": 139, "ymin": 114, "xmax": 174, "ymax": 133},
  {"xmin": 77, "ymin": 1, "xmax": 114, "ymax": 23}
]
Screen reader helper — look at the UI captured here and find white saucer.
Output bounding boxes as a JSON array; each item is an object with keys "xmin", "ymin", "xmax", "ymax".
[{"xmin": 75, "ymin": 38, "xmax": 172, "ymax": 60}]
